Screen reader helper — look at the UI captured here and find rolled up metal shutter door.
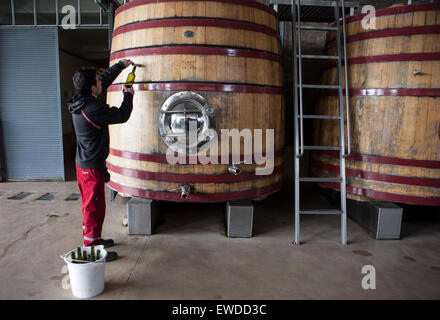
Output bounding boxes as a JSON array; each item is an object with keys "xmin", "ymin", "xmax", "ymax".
[{"xmin": 0, "ymin": 26, "xmax": 64, "ymax": 180}]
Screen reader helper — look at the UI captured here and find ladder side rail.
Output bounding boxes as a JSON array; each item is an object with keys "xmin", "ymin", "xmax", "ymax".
[
  {"xmin": 341, "ymin": 0, "xmax": 352, "ymax": 158},
  {"xmin": 297, "ymin": 0, "xmax": 305, "ymax": 158},
  {"xmin": 334, "ymin": 0, "xmax": 348, "ymax": 245},
  {"xmin": 291, "ymin": 0, "xmax": 301, "ymax": 245},
  {"xmin": 340, "ymin": 0, "xmax": 349, "ymax": 244}
]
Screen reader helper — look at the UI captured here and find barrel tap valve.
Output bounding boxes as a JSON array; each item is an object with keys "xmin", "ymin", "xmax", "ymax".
[
  {"xmin": 169, "ymin": 185, "xmax": 192, "ymax": 200},
  {"xmin": 228, "ymin": 160, "xmax": 249, "ymax": 175},
  {"xmin": 413, "ymin": 70, "xmax": 423, "ymax": 76},
  {"xmin": 228, "ymin": 165, "xmax": 241, "ymax": 175}
]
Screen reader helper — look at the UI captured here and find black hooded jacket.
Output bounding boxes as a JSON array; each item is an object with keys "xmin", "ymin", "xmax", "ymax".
[{"xmin": 68, "ymin": 61, "xmax": 133, "ymax": 181}]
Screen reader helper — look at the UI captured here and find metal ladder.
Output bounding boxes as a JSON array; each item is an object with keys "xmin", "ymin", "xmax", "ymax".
[{"xmin": 291, "ymin": 0, "xmax": 351, "ymax": 245}]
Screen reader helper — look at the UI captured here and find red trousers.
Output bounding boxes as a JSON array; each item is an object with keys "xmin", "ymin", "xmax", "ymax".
[{"xmin": 76, "ymin": 164, "xmax": 106, "ymax": 246}]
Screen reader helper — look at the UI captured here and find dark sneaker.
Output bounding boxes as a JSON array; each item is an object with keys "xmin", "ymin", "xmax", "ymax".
[
  {"xmin": 105, "ymin": 251, "xmax": 118, "ymax": 262},
  {"xmin": 102, "ymin": 239, "xmax": 114, "ymax": 248}
]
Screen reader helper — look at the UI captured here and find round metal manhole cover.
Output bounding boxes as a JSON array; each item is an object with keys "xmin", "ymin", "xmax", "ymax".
[{"xmin": 158, "ymin": 92, "xmax": 215, "ymax": 154}]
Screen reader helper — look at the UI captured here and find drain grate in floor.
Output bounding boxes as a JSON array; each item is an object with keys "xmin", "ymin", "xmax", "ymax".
[
  {"xmin": 8, "ymin": 192, "xmax": 33, "ymax": 200},
  {"xmin": 65, "ymin": 193, "xmax": 80, "ymax": 201},
  {"xmin": 36, "ymin": 193, "xmax": 57, "ymax": 201}
]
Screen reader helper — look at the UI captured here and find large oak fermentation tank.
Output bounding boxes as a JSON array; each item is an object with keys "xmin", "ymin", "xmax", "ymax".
[
  {"xmin": 312, "ymin": 3, "xmax": 440, "ymax": 206},
  {"xmin": 105, "ymin": 0, "xmax": 285, "ymax": 202}
]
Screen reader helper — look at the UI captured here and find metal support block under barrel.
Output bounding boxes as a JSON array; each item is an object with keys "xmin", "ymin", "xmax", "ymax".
[
  {"xmin": 347, "ymin": 199, "xmax": 403, "ymax": 240},
  {"xmin": 225, "ymin": 200, "xmax": 254, "ymax": 238},
  {"xmin": 127, "ymin": 197, "xmax": 160, "ymax": 235}
]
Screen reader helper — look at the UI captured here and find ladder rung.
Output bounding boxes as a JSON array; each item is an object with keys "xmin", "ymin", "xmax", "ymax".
[
  {"xmin": 303, "ymin": 146, "xmax": 341, "ymax": 151},
  {"xmin": 299, "ymin": 177, "xmax": 343, "ymax": 183},
  {"xmin": 298, "ymin": 85, "xmax": 340, "ymax": 89},
  {"xmin": 296, "ymin": 25, "xmax": 338, "ymax": 31},
  {"xmin": 301, "ymin": 115, "xmax": 341, "ymax": 119},
  {"xmin": 299, "ymin": 55, "xmax": 339, "ymax": 60},
  {"xmin": 300, "ymin": 210, "xmax": 343, "ymax": 215}
]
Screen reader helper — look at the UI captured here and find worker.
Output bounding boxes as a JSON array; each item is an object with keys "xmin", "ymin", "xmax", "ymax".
[{"xmin": 68, "ymin": 59, "xmax": 134, "ymax": 262}]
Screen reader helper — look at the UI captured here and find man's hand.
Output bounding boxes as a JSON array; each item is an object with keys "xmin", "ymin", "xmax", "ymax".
[
  {"xmin": 120, "ymin": 59, "xmax": 134, "ymax": 68},
  {"xmin": 123, "ymin": 86, "xmax": 134, "ymax": 96}
]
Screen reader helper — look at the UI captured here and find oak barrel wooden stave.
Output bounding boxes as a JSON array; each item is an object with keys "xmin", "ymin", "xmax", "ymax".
[
  {"xmin": 312, "ymin": 3, "xmax": 440, "ymax": 206},
  {"xmin": 106, "ymin": 0, "xmax": 284, "ymax": 202}
]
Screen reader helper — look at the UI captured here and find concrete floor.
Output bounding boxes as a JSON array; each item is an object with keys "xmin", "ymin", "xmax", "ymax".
[{"xmin": 0, "ymin": 181, "xmax": 439, "ymax": 300}]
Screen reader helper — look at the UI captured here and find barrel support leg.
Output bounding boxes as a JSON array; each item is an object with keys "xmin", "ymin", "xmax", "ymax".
[
  {"xmin": 347, "ymin": 199, "xmax": 403, "ymax": 239},
  {"xmin": 127, "ymin": 198, "xmax": 160, "ymax": 235},
  {"xmin": 225, "ymin": 200, "xmax": 254, "ymax": 238},
  {"xmin": 322, "ymin": 188, "xmax": 403, "ymax": 239}
]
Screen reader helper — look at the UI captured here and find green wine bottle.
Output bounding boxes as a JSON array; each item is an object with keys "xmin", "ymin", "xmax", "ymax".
[
  {"xmin": 124, "ymin": 65, "xmax": 136, "ymax": 88},
  {"xmin": 77, "ymin": 248, "xmax": 82, "ymax": 260},
  {"xmin": 91, "ymin": 246, "xmax": 95, "ymax": 262},
  {"xmin": 97, "ymin": 249, "xmax": 101, "ymax": 261}
]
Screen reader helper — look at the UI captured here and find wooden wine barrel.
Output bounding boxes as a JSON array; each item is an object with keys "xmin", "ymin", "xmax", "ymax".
[
  {"xmin": 105, "ymin": 0, "xmax": 284, "ymax": 202},
  {"xmin": 312, "ymin": 3, "xmax": 440, "ymax": 206}
]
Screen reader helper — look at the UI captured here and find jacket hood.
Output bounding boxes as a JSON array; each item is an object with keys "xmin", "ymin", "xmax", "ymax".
[{"xmin": 68, "ymin": 94, "xmax": 87, "ymax": 114}]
